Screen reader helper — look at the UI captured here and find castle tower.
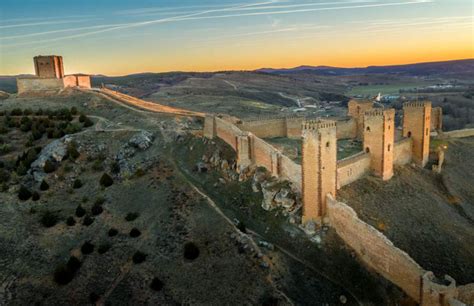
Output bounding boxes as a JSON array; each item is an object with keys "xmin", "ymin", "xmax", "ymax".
[
  {"xmin": 301, "ymin": 119, "xmax": 337, "ymax": 223},
  {"xmin": 348, "ymin": 99, "xmax": 374, "ymax": 139},
  {"xmin": 363, "ymin": 109, "xmax": 395, "ymax": 180},
  {"xmin": 403, "ymin": 102, "xmax": 432, "ymax": 167},
  {"xmin": 34, "ymin": 55, "xmax": 64, "ymax": 79}
]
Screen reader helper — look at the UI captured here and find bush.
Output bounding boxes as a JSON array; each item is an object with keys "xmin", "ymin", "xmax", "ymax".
[
  {"xmin": 92, "ymin": 160, "xmax": 104, "ymax": 171},
  {"xmin": 79, "ymin": 114, "xmax": 87, "ymax": 123},
  {"xmin": 125, "ymin": 212, "xmax": 139, "ymax": 222},
  {"xmin": 40, "ymin": 179, "xmax": 50, "ymax": 191},
  {"xmin": 91, "ymin": 203, "xmax": 103, "ymax": 216},
  {"xmin": 82, "ymin": 215, "xmax": 94, "ymax": 226},
  {"xmin": 32, "ymin": 191, "xmax": 40, "ymax": 201},
  {"xmin": 150, "ymin": 277, "xmax": 164, "ymax": 291},
  {"xmin": 0, "ymin": 144, "xmax": 12, "ymax": 154},
  {"xmin": 132, "ymin": 251, "xmax": 147, "ymax": 264},
  {"xmin": 129, "ymin": 228, "xmax": 141, "ymax": 238},
  {"xmin": 53, "ymin": 264, "xmax": 74, "ymax": 285},
  {"xmin": 67, "ymin": 142, "xmax": 80, "ymax": 160},
  {"xmin": 98, "ymin": 244, "xmax": 111, "ymax": 255},
  {"xmin": 237, "ymin": 221, "xmax": 247, "ymax": 233},
  {"xmin": 75, "ymin": 205, "xmax": 86, "ymax": 218},
  {"xmin": 0, "ymin": 169, "xmax": 10, "ymax": 184},
  {"xmin": 67, "ymin": 256, "xmax": 82, "ymax": 272},
  {"xmin": 81, "ymin": 241, "xmax": 94, "ymax": 255},
  {"xmin": 108, "ymin": 228, "xmax": 118, "ymax": 237},
  {"xmin": 183, "ymin": 242, "xmax": 200, "ymax": 260},
  {"xmin": 70, "ymin": 107, "xmax": 78, "ymax": 115},
  {"xmin": 66, "ymin": 216, "xmax": 76, "ymax": 226},
  {"xmin": 89, "ymin": 292, "xmax": 100, "ymax": 303},
  {"xmin": 18, "ymin": 185, "xmax": 32, "ymax": 201},
  {"xmin": 99, "ymin": 173, "xmax": 113, "ymax": 187},
  {"xmin": 43, "ymin": 160, "xmax": 56, "ymax": 173},
  {"xmin": 83, "ymin": 117, "xmax": 94, "ymax": 128},
  {"xmin": 40, "ymin": 211, "xmax": 59, "ymax": 228},
  {"xmin": 72, "ymin": 179, "xmax": 83, "ymax": 189}
]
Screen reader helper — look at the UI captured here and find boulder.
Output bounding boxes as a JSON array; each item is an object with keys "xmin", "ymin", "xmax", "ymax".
[
  {"xmin": 128, "ymin": 131, "xmax": 154, "ymax": 150},
  {"xmin": 30, "ymin": 136, "xmax": 72, "ymax": 181},
  {"xmin": 274, "ymin": 188, "xmax": 295, "ymax": 209}
]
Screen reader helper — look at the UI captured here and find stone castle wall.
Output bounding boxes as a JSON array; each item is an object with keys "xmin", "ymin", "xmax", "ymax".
[
  {"xmin": 336, "ymin": 152, "xmax": 371, "ymax": 189},
  {"xmin": 393, "ymin": 138, "xmax": 413, "ymax": 165},
  {"xmin": 440, "ymin": 128, "xmax": 474, "ymax": 139},
  {"xmin": 237, "ymin": 116, "xmax": 357, "ymax": 140},
  {"xmin": 34, "ymin": 55, "xmax": 64, "ymax": 79},
  {"xmin": 17, "ymin": 78, "xmax": 64, "ymax": 95},
  {"xmin": 431, "ymin": 107, "xmax": 443, "ymax": 131}
]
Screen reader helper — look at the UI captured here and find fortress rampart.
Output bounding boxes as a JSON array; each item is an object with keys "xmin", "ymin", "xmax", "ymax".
[{"xmin": 17, "ymin": 55, "xmax": 91, "ymax": 95}]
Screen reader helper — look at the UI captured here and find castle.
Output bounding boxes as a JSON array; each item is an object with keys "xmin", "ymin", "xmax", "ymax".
[
  {"xmin": 17, "ymin": 55, "xmax": 91, "ymax": 95},
  {"xmin": 205, "ymin": 99, "xmax": 442, "ymax": 224}
]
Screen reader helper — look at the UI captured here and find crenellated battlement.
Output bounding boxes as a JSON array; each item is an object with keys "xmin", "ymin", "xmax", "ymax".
[
  {"xmin": 302, "ymin": 119, "xmax": 337, "ymax": 130},
  {"xmin": 403, "ymin": 101, "xmax": 432, "ymax": 109},
  {"xmin": 364, "ymin": 109, "xmax": 385, "ymax": 117}
]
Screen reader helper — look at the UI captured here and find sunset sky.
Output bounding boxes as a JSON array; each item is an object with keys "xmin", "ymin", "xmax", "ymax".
[{"xmin": 0, "ymin": 0, "xmax": 473, "ymax": 76}]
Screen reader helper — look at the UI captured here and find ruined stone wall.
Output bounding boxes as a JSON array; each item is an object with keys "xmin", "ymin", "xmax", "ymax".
[
  {"xmin": 63, "ymin": 75, "xmax": 78, "ymax": 87},
  {"xmin": 326, "ymin": 195, "xmax": 425, "ymax": 302},
  {"xmin": 17, "ymin": 78, "xmax": 64, "ymax": 95},
  {"xmin": 251, "ymin": 136, "xmax": 278, "ymax": 174},
  {"xmin": 76, "ymin": 75, "xmax": 91, "ymax": 88},
  {"xmin": 393, "ymin": 138, "xmax": 413, "ymax": 166},
  {"xmin": 336, "ymin": 152, "xmax": 371, "ymax": 189}
]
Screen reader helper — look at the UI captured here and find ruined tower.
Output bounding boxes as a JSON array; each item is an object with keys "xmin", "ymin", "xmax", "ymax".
[
  {"xmin": 363, "ymin": 109, "xmax": 395, "ymax": 180},
  {"xmin": 34, "ymin": 55, "xmax": 64, "ymax": 79},
  {"xmin": 347, "ymin": 99, "xmax": 374, "ymax": 139},
  {"xmin": 301, "ymin": 119, "xmax": 337, "ymax": 223},
  {"xmin": 403, "ymin": 102, "xmax": 432, "ymax": 167}
]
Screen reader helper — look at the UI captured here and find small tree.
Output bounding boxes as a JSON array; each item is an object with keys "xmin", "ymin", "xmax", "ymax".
[
  {"xmin": 40, "ymin": 211, "xmax": 59, "ymax": 228},
  {"xmin": 72, "ymin": 179, "xmax": 83, "ymax": 189},
  {"xmin": 32, "ymin": 191, "xmax": 40, "ymax": 201},
  {"xmin": 91, "ymin": 203, "xmax": 103, "ymax": 216},
  {"xmin": 129, "ymin": 228, "xmax": 141, "ymax": 238},
  {"xmin": 150, "ymin": 277, "xmax": 164, "ymax": 291},
  {"xmin": 108, "ymin": 228, "xmax": 118, "ymax": 237},
  {"xmin": 99, "ymin": 173, "xmax": 113, "ymax": 187},
  {"xmin": 18, "ymin": 185, "xmax": 32, "ymax": 201},
  {"xmin": 40, "ymin": 179, "xmax": 49, "ymax": 191},
  {"xmin": 75, "ymin": 205, "xmax": 86, "ymax": 218},
  {"xmin": 132, "ymin": 251, "xmax": 147, "ymax": 264},
  {"xmin": 66, "ymin": 216, "xmax": 76, "ymax": 226},
  {"xmin": 81, "ymin": 241, "xmax": 94, "ymax": 255},
  {"xmin": 82, "ymin": 215, "xmax": 94, "ymax": 226},
  {"xmin": 43, "ymin": 160, "xmax": 56, "ymax": 173}
]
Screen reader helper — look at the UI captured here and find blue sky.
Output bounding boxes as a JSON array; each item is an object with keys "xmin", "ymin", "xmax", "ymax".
[{"xmin": 0, "ymin": 0, "xmax": 472, "ymax": 75}]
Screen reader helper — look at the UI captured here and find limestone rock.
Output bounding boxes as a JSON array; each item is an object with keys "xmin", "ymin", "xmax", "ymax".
[
  {"xmin": 274, "ymin": 188, "xmax": 295, "ymax": 209},
  {"xmin": 128, "ymin": 131, "xmax": 154, "ymax": 150},
  {"xmin": 0, "ymin": 91, "xmax": 10, "ymax": 100},
  {"xmin": 195, "ymin": 162, "xmax": 208, "ymax": 173},
  {"xmin": 261, "ymin": 184, "xmax": 278, "ymax": 211},
  {"xmin": 30, "ymin": 136, "xmax": 72, "ymax": 182}
]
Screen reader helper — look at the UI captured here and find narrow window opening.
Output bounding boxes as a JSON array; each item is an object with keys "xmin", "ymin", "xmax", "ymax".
[
  {"xmin": 365, "ymin": 147, "xmax": 370, "ymax": 153},
  {"xmin": 366, "ymin": 126, "xmax": 371, "ymax": 132}
]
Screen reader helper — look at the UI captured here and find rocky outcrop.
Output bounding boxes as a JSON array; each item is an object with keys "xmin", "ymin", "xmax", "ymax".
[
  {"xmin": 128, "ymin": 131, "xmax": 154, "ymax": 150},
  {"xmin": 29, "ymin": 136, "xmax": 72, "ymax": 182},
  {"xmin": 0, "ymin": 91, "xmax": 10, "ymax": 100}
]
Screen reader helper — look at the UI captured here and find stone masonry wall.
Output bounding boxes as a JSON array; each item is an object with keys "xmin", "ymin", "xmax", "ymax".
[
  {"xmin": 336, "ymin": 118, "xmax": 357, "ymax": 139},
  {"xmin": 238, "ymin": 118, "xmax": 287, "ymax": 138},
  {"xmin": 17, "ymin": 78, "xmax": 64, "ymax": 95},
  {"xmin": 215, "ymin": 117, "xmax": 241, "ymax": 150},
  {"xmin": 326, "ymin": 195, "xmax": 425, "ymax": 302},
  {"xmin": 336, "ymin": 152, "xmax": 371, "ymax": 189},
  {"xmin": 393, "ymin": 138, "xmax": 413, "ymax": 166}
]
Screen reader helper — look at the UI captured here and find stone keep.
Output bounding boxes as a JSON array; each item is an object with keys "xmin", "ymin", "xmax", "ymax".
[
  {"xmin": 301, "ymin": 120, "xmax": 337, "ymax": 223},
  {"xmin": 34, "ymin": 55, "xmax": 64, "ymax": 79},
  {"xmin": 363, "ymin": 109, "xmax": 395, "ymax": 180},
  {"xmin": 403, "ymin": 102, "xmax": 432, "ymax": 167}
]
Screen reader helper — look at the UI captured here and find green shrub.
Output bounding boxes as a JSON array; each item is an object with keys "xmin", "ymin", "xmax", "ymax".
[
  {"xmin": 108, "ymin": 228, "xmax": 118, "ymax": 237},
  {"xmin": 18, "ymin": 185, "xmax": 32, "ymax": 201},
  {"xmin": 82, "ymin": 215, "xmax": 94, "ymax": 226},
  {"xmin": 150, "ymin": 277, "xmax": 164, "ymax": 291},
  {"xmin": 99, "ymin": 173, "xmax": 113, "ymax": 187},
  {"xmin": 72, "ymin": 179, "xmax": 83, "ymax": 189},
  {"xmin": 66, "ymin": 256, "xmax": 81, "ymax": 272},
  {"xmin": 40, "ymin": 211, "xmax": 59, "ymax": 228},
  {"xmin": 183, "ymin": 242, "xmax": 200, "ymax": 260},
  {"xmin": 98, "ymin": 244, "xmax": 111, "ymax": 254},
  {"xmin": 91, "ymin": 203, "xmax": 103, "ymax": 216},
  {"xmin": 10, "ymin": 108, "xmax": 22, "ymax": 116},
  {"xmin": 125, "ymin": 212, "xmax": 139, "ymax": 222},
  {"xmin": 70, "ymin": 107, "xmax": 78, "ymax": 115},
  {"xmin": 94, "ymin": 196, "xmax": 106, "ymax": 205},
  {"xmin": 132, "ymin": 251, "xmax": 147, "ymax": 264},
  {"xmin": 67, "ymin": 142, "xmax": 80, "ymax": 160},
  {"xmin": 92, "ymin": 160, "xmax": 104, "ymax": 171},
  {"xmin": 89, "ymin": 292, "xmax": 100, "ymax": 303},
  {"xmin": 66, "ymin": 216, "xmax": 76, "ymax": 226},
  {"xmin": 53, "ymin": 264, "xmax": 74, "ymax": 285},
  {"xmin": 40, "ymin": 179, "xmax": 49, "ymax": 191},
  {"xmin": 237, "ymin": 221, "xmax": 247, "ymax": 233},
  {"xmin": 0, "ymin": 144, "xmax": 12, "ymax": 154},
  {"xmin": 0, "ymin": 169, "xmax": 10, "ymax": 184},
  {"xmin": 31, "ymin": 191, "xmax": 40, "ymax": 201},
  {"xmin": 75, "ymin": 205, "xmax": 86, "ymax": 218},
  {"xmin": 79, "ymin": 114, "xmax": 87, "ymax": 123},
  {"xmin": 129, "ymin": 228, "xmax": 141, "ymax": 238},
  {"xmin": 43, "ymin": 160, "xmax": 56, "ymax": 173},
  {"xmin": 81, "ymin": 241, "xmax": 94, "ymax": 255},
  {"xmin": 15, "ymin": 163, "xmax": 27, "ymax": 176},
  {"xmin": 83, "ymin": 117, "xmax": 94, "ymax": 128}
]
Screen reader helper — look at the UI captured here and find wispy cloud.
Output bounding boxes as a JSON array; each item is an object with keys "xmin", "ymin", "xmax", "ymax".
[
  {"xmin": 0, "ymin": 19, "xmax": 92, "ymax": 29},
  {"xmin": 1, "ymin": 0, "xmax": 434, "ymax": 48}
]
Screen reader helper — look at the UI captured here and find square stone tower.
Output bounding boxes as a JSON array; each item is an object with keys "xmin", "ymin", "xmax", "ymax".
[
  {"xmin": 34, "ymin": 55, "xmax": 64, "ymax": 79},
  {"xmin": 348, "ymin": 99, "xmax": 374, "ymax": 139},
  {"xmin": 301, "ymin": 119, "xmax": 337, "ymax": 223},
  {"xmin": 403, "ymin": 102, "xmax": 432, "ymax": 167},
  {"xmin": 363, "ymin": 109, "xmax": 395, "ymax": 180}
]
